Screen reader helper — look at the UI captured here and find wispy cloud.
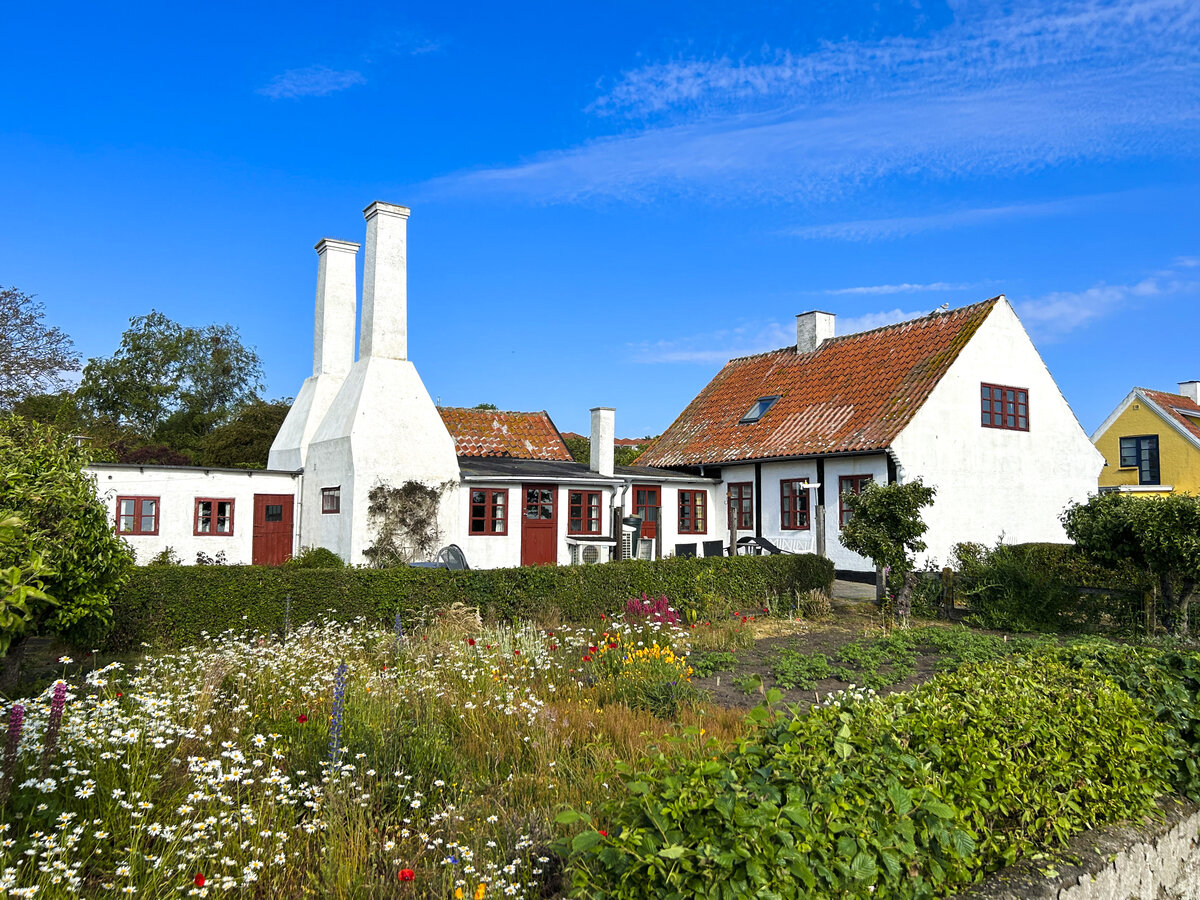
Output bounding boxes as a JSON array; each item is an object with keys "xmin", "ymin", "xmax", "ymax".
[
  {"xmin": 628, "ymin": 320, "xmax": 794, "ymax": 364},
  {"xmin": 788, "ymin": 198, "xmax": 1086, "ymax": 241},
  {"xmin": 258, "ymin": 66, "xmax": 366, "ymax": 100},
  {"xmin": 434, "ymin": 0, "xmax": 1200, "ymax": 202},
  {"xmin": 825, "ymin": 282, "xmax": 975, "ymax": 296},
  {"xmin": 1016, "ymin": 274, "xmax": 1200, "ymax": 341},
  {"xmin": 837, "ymin": 309, "xmax": 930, "ymax": 333}
]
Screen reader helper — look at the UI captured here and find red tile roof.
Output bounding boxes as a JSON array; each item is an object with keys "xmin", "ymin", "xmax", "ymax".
[
  {"xmin": 636, "ymin": 299, "xmax": 999, "ymax": 467},
  {"xmin": 437, "ymin": 408, "xmax": 572, "ymax": 460},
  {"xmin": 1140, "ymin": 389, "xmax": 1200, "ymax": 444}
]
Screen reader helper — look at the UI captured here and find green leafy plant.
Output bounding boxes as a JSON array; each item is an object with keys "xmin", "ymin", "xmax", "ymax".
[
  {"xmin": 362, "ymin": 480, "xmax": 454, "ymax": 567},
  {"xmin": 687, "ymin": 650, "xmax": 739, "ymax": 678},
  {"xmin": 560, "ymin": 657, "xmax": 1171, "ymax": 899},
  {"xmin": 840, "ymin": 478, "xmax": 936, "ymax": 577},
  {"xmin": 286, "ymin": 546, "xmax": 345, "ymax": 569},
  {"xmin": 769, "ymin": 648, "xmax": 834, "ymax": 689},
  {"xmin": 0, "ymin": 513, "xmax": 55, "ymax": 656},
  {"xmin": 0, "ymin": 416, "xmax": 133, "ymax": 673}
]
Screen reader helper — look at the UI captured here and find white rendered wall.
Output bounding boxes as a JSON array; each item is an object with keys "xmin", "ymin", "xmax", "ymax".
[
  {"xmin": 641, "ymin": 481, "xmax": 724, "ymax": 558},
  {"xmin": 718, "ymin": 457, "xmax": 886, "ymax": 571},
  {"xmin": 890, "ymin": 298, "xmax": 1104, "ymax": 568},
  {"xmin": 304, "ymin": 359, "xmax": 462, "ymax": 565},
  {"xmin": 87, "ymin": 465, "xmax": 299, "ymax": 565}
]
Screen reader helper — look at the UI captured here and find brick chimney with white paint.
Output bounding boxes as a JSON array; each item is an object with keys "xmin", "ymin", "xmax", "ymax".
[
  {"xmin": 304, "ymin": 202, "xmax": 461, "ymax": 564},
  {"xmin": 268, "ymin": 238, "xmax": 360, "ymax": 471},
  {"xmin": 590, "ymin": 407, "xmax": 615, "ymax": 477},
  {"xmin": 796, "ymin": 311, "xmax": 835, "ymax": 353}
]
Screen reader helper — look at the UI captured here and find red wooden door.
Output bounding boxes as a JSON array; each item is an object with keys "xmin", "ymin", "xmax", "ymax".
[
  {"xmin": 253, "ymin": 494, "xmax": 294, "ymax": 566},
  {"xmin": 520, "ymin": 485, "xmax": 557, "ymax": 566},
  {"xmin": 633, "ymin": 486, "xmax": 660, "ymax": 539}
]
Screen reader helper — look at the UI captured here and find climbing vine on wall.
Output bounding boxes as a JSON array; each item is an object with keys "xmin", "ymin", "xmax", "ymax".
[{"xmin": 362, "ymin": 480, "xmax": 454, "ymax": 566}]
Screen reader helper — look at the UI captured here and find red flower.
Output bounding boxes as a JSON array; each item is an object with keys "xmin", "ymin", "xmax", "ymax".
[
  {"xmin": 582, "ymin": 655, "xmax": 592, "ymax": 662},
  {"xmin": 598, "ymin": 830, "xmax": 608, "ymax": 837},
  {"xmin": 116, "ymin": 692, "xmax": 122, "ymax": 698},
  {"xmin": 549, "ymin": 644, "xmax": 558, "ymax": 651},
  {"xmin": 398, "ymin": 868, "xmax": 415, "ymax": 882},
  {"xmin": 741, "ymin": 617, "xmax": 747, "ymax": 624},
  {"xmin": 608, "ymin": 642, "xmax": 618, "ymax": 650},
  {"xmin": 599, "ymin": 614, "xmax": 606, "ymax": 620},
  {"xmin": 547, "ymin": 631, "xmax": 554, "ymax": 637},
  {"xmin": 589, "ymin": 645, "xmax": 598, "ymax": 653},
  {"xmin": 467, "ymin": 638, "xmax": 476, "ymax": 646},
  {"xmin": 194, "ymin": 873, "xmax": 206, "ymax": 887},
  {"xmin": 514, "ymin": 649, "xmax": 521, "ymax": 655},
  {"xmin": 297, "ymin": 714, "xmax": 308, "ymax": 724}
]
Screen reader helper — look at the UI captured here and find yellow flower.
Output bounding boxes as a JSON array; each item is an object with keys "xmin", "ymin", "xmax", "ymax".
[
  {"xmin": 456, "ymin": 890, "xmax": 464, "ymax": 899},
  {"xmin": 475, "ymin": 884, "xmax": 487, "ymax": 899}
]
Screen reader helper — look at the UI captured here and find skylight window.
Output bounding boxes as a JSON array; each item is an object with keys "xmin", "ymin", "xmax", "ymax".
[{"xmin": 739, "ymin": 395, "xmax": 780, "ymax": 424}]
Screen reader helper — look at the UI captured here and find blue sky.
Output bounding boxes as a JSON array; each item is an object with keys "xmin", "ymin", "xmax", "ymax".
[{"xmin": 2, "ymin": 0, "xmax": 1198, "ymax": 438}]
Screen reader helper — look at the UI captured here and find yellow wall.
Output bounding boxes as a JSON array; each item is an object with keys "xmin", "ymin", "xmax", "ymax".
[{"xmin": 1095, "ymin": 401, "xmax": 1200, "ymax": 494}]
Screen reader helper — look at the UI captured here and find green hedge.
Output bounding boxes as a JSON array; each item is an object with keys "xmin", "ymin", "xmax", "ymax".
[
  {"xmin": 104, "ymin": 553, "xmax": 834, "ymax": 652},
  {"xmin": 560, "ymin": 656, "xmax": 1172, "ymax": 899}
]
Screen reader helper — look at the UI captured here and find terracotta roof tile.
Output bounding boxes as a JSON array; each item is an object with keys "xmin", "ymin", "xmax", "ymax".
[
  {"xmin": 437, "ymin": 408, "xmax": 572, "ymax": 461},
  {"xmin": 1140, "ymin": 389, "xmax": 1200, "ymax": 444},
  {"xmin": 636, "ymin": 299, "xmax": 999, "ymax": 467}
]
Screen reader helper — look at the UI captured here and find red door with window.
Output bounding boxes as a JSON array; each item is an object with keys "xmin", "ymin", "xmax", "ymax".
[
  {"xmin": 633, "ymin": 486, "xmax": 660, "ymax": 540},
  {"xmin": 520, "ymin": 485, "xmax": 557, "ymax": 566},
  {"xmin": 252, "ymin": 494, "xmax": 294, "ymax": 566}
]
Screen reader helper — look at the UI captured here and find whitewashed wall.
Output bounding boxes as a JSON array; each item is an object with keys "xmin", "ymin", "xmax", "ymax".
[
  {"xmin": 645, "ymin": 480, "xmax": 724, "ymax": 558},
  {"xmin": 819, "ymin": 455, "xmax": 889, "ymax": 571},
  {"xmin": 890, "ymin": 298, "xmax": 1104, "ymax": 568},
  {"xmin": 87, "ymin": 464, "xmax": 300, "ymax": 565}
]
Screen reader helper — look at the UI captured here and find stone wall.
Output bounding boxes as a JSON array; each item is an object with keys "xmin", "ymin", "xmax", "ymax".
[{"xmin": 959, "ymin": 799, "xmax": 1200, "ymax": 900}]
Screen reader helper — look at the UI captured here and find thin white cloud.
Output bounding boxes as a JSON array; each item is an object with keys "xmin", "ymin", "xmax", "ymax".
[
  {"xmin": 788, "ymin": 198, "xmax": 1086, "ymax": 241},
  {"xmin": 258, "ymin": 66, "xmax": 366, "ymax": 100},
  {"xmin": 433, "ymin": 0, "xmax": 1200, "ymax": 202},
  {"xmin": 825, "ymin": 282, "xmax": 974, "ymax": 296},
  {"xmin": 1016, "ymin": 276, "xmax": 1200, "ymax": 341},
  {"xmin": 1174, "ymin": 255, "xmax": 1200, "ymax": 268}
]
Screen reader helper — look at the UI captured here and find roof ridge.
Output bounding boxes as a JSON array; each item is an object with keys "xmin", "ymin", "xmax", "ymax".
[
  {"xmin": 437, "ymin": 406, "xmax": 552, "ymax": 417},
  {"xmin": 723, "ymin": 297, "xmax": 1001, "ymax": 364}
]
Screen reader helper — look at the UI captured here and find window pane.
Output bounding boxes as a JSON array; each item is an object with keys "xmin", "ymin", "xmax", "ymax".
[{"xmin": 471, "ymin": 491, "xmax": 484, "ymax": 504}]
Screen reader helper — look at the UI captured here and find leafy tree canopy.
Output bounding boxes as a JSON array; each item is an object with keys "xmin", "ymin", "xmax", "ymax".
[
  {"xmin": 1063, "ymin": 491, "xmax": 1200, "ymax": 635},
  {"xmin": 840, "ymin": 478, "xmax": 937, "ymax": 576},
  {"xmin": 0, "ymin": 416, "xmax": 133, "ymax": 655},
  {"xmin": 0, "ymin": 287, "xmax": 79, "ymax": 411},
  {"xmin": 200, "ymin": 398, "xmax": 292, "ymax": 469},
  {"xmin": 77, "ymin": 310, "xmax": 264, "ymax": 440}
]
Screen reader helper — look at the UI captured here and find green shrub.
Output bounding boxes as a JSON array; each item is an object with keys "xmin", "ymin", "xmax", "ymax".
[
  {"xmin": 560, "ymin": 657, "xmax": 1171, "ymax": 899},
  {"xmin": 286, "ymin": 546, "xmax": 345, "ymax": 569},
  {"xmin": 104, "ymin": 553, "xmax": 834, "ymax": 652},
  {"xmin": 953, "ymin": 541, "xmax": 1145, "ymax": 632},
  {"xmin": 687, "ymin": 650, "xmax": 739, "ymax": 678},
  {"xmin": 1051, "ymin": 640, "xmax": 1200, "ymax": 800}
]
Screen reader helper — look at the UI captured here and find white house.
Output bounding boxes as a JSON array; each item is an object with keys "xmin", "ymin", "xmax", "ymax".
[
  {"xmin": 89, "ymin": 201, "xmax": 1103, "ymax": 574},
  {"xmin": 635, "ymin": 301, "xmax": 1105, "ymax": 572}
]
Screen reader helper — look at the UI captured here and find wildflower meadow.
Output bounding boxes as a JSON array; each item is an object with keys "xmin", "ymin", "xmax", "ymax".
[{"xmin": 0, "ymin": 605, "xmax": 748, "ymax": 898}]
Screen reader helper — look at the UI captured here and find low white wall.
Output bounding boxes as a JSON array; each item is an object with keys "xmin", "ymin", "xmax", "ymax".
[
  {"xmin": 88, "ymin": 464, "xmax": 300, "ymax": 565},
  {"xmin": 956, "ymin": 799, "xmax": 1200, "ymax": 900}
]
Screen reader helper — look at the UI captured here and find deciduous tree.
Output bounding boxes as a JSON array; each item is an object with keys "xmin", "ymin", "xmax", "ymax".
[
  {"xmin": 0, "ymin": 288, "xmax": 79, "ymax": 410},
  {"xmin": 1063, "ymin": 491, "xmax": 1200, "ymax": 636}
]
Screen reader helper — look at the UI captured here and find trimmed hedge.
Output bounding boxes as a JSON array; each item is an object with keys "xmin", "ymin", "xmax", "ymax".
[{"xmin": 104, "ymin": 553, "xmax": 834, "ymax": 652}]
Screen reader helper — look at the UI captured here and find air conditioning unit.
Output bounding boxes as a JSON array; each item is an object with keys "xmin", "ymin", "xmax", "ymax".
[{"xmin": 568, "ymin": 541, "xmax": 610, "ymax": 565}]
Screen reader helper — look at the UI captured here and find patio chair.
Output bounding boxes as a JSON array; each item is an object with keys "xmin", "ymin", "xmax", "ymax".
[
  {"xmin": 702, "ymin": 540, "xmax": 725, "ymax": 557},
  {"xmin": 674, "ymin": 542, "xmax": 697, "ymax": 558}
]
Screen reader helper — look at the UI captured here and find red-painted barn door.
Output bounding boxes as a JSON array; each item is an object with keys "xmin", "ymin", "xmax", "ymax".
[
  {"xmin": 252, "ymin": 494, "xmax": 294, "ymax": 566},
  {"xmin": 520, "ymin": 485, "xmax": 558, "ymax": 566}
]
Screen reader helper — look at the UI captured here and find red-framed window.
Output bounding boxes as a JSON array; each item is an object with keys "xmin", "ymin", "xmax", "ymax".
[
  {"xmin": 678, "ymin": 490, "xmax": 707, "ymax": 534},
  {"xmin": 116, "ymin": 496, "xmax": 159, "ymax": 535},
  {"xmin": 780, "ymin": 479, "xmax": 810, "ymax": 530},
  {"xmin": 838, "ymin": 475, "xmax": 873, "ymax": 528},
  {"xmin": 568, "ymin": 490, "xmax": 602, "ymax": 535},
  {"xmin": 194, "ymin": 498, "xmax": 234, "ymax": 536},
  {"xmin": 321, "ymin": 487, "xmax": 341, "ymax": 514},
  {"xmin": 981, "ymin": 383, "xmax": 1029, "ymax": 431},
  {"xmin": 727, "ymin": 482, "xmax": 753, "ymax": 530},
  {"xmin": 469, "ymin": 488, "xmax": 508, "ymax": 535}
]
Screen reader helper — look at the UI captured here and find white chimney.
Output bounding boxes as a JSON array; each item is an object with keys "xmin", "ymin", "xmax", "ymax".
[
  {"xmin": 796, "ymin": 310, "xmax": 836, "ymax": 353},
  {"xmin": 313, "ymin": 238, "xmax": 359, "ymax": 376},
  {"xmin": 360, "ymin": 201, "xmax": 411, "ymax": 361},
  {"xmin": 1180, "ymin": 381, "xmax": 1200, "ymax": 404},
  {"xmin": 590, "ymin": 407, "xmax": 615, "ymax": 477}
]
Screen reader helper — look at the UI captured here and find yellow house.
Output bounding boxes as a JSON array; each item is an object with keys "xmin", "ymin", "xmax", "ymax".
[{"xmin": 1092, "ymin": 382, "xmax": 1200, "ymax": 495}]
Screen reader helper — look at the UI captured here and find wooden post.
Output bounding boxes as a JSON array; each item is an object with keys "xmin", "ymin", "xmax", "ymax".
[{"xmin": 613, "ymin": 505, "xmax": 624, "ymax": 561}]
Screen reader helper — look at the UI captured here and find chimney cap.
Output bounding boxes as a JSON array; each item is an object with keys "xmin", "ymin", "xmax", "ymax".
[
  {"xmin": 796, "ymin": 309, "xmax": 835, "ymax": 317},
  {"xmin": 363, "ymin": 201, "xmax": 411, "ymax": 221},
  {"xmin": 590, "ymin": 406, "xmax": 615, "ymax": 413},
  {"xmin": 314, "ymin": 237, "xmax": 361, "ymax": 253}
]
